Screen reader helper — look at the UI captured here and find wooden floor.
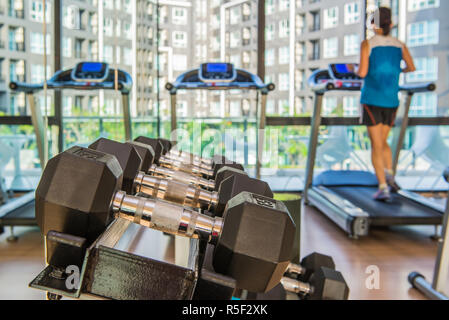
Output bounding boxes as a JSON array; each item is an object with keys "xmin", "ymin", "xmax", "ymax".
[{"xmin": 0, "ymin": 203, "xmax": 439, "ymax": 300}]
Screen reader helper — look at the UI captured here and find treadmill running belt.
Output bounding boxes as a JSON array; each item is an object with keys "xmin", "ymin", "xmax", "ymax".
[{"xmin": 329, "ymin": 186, "xmax": 442, "ymax": 226}]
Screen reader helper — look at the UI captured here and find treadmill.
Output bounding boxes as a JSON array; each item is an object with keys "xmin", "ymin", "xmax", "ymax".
[
  {"xmin": 304, "ymin": 63, "xmax": 442, "ymax": 238},
  {"xmin": 1, "ymin": 62, "xmax": 133, "ymax": 240}
]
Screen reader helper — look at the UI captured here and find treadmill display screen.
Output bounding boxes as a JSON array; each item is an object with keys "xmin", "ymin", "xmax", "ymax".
[
  {"xmin": 207, "ymin": 63, "xmax": 228, "ymax": 73},
  {"xmin": 330, "ymin": 63, "xmax": 362, "ymax": 80},
  {"xmin": 81, "ymin": 62, "xmax": 103, "ymax": 73},
  {"xmin": 72, "ymin": 62, "xmax": 109, "ymax": 82},
  {"xmin": 199, "ymin": 63, "xmax": 236, "ymax": 83}
]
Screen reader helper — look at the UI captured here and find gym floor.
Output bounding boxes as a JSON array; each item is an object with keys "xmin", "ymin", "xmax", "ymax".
[{"xmin": 0, "ymin": 202, "xmax": 436, "ymax": 300}]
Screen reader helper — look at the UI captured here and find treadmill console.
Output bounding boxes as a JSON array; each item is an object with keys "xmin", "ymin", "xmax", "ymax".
[
  {"xmin": 199, "ymin": 63, "xmax": 236, "ymax": 83},
  {"xmin": 72, "ymin": 62, "xmax": 109, "ymax": 82}
]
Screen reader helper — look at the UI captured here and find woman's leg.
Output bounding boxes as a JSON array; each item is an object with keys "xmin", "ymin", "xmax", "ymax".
[
  {"xmin": 381, "ymin": 124, "xmax": 393, "ymax": 173},
  {"xmin": 381, "ymin": 123, "xmax": 401, "ymax": 191},
  {"xmin": 367, "ymin": 124, "xmax": 387, "ymax": 186}
]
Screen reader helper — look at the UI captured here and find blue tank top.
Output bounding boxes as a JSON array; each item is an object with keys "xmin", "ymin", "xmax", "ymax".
[{"xmin": 360, "ymin": 35, "xmax": 404, "ymax": 108}]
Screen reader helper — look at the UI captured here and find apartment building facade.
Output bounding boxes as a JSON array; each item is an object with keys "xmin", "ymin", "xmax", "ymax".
[{"xmin": 0, "ymin": 0, "xmax": 447, "ymax": 120}]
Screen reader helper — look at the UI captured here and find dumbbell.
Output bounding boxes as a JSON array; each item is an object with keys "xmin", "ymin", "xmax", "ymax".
[
  {"xmin": 281, "ymin": 267, "xmax": 349, "ymax": 300},
  {"xmin": 135, "ymin": 136, "xmax": 244, "ymax": 180},
  {"xmin": 285, "ymin": 252, "xmax": 335, "ymax": 282},
  {"xmin": 89, "ymin": 138, "xmax": 273, "ymax": 215},
  {"xmin": 247, "ymin": 252, "xmax": 337, "ymax": 300},
  {"xmin": 148, "ymin": 136, "xmax": 224, "ymax": 171},
  {"xmin": 129, "ymin": 139, "xmax": 247, "ymax": 191},
  {"xmin": 35, "ymin": 146, "xmax": 296, "ymax": 293}
]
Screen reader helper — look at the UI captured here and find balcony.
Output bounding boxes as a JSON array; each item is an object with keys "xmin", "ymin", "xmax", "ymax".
[
  {"xmin": 11, "ymin": 75, "xmax": 26, "ymax": 82},
  {"xmin": 309, "ymin": 25, "xmax": 320, "ymax": 32},
  {"xmin": 9, "ymin": 42, "xmax": 25, "ymax": 52},
  {"xmin": 0, "ymin": 40, "xmax": 5, "ymax": 49},
  {"xmin": 309, "ymin": 52, "xmax": 320, "ymax": 61},
  {"xmin": 75, "ymin": 51, "xmax": 87, "ymax": 59},
  {"xmin": 9, "ymin": 9, "xmax": 24, "ymax": 19}
]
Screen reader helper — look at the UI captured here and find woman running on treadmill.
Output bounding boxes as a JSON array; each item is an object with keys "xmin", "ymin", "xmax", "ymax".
[{"xmin": 357, "ymin": 7, "xmax": 416, "ymax": 202}]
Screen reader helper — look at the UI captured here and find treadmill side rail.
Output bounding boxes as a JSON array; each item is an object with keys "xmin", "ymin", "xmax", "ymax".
[
  {"xmin": 398, "ymin": 190, "xmax": 445, "ymax": 214},
  {"xmin": 308, "ymin": 187, "xmax": 369, "ymax": 238}
]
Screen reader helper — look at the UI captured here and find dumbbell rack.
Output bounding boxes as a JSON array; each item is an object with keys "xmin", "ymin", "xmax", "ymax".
[{"xmin": 30, "ymin": 218, "xmax": 236, "ymax": 300}]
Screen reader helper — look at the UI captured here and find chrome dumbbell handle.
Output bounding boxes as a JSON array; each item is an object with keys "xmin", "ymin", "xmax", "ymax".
[
  {"xmin": 280, "ymin": 277, "xmax": 312, "ymax": 295},
  {"xmin": 134, "ymin": 172, "xmax": 219, "ymax": 210},
  {"xmin": 112, "ymin": 190, "xmax": 223, "ymax": 244},
  {"xmin": 159, "ymin": 156, "xmax": 214, "ymax": 178},
  {"xmin": 166, "ymin": 149, "xmax": 214, "ymax": 167},
  {"xmin": 147, "ymin": 164, "xmax": 215, "ymax": 190}
]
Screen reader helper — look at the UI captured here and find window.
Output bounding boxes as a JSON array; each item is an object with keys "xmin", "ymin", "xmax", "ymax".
[
  {"xmin": 173, "ymin": 31, "xmax": 187, "ymax": 48},
  {"xmin": 265, "ymin": 49, "xmax": 275, "ymax": 67},
  {"xmin": 343, "ymin": 96, "xmax": 359, "ymax": 116},
  {"xmin": 279, "ymin": 46, "xmax": 289, "ymax": 65},
  {"xmin": 410, "ymin": 93, "xmax": 437, "ymax": 116},
  {"xmin": 266, "ymin": 23, "xmax": 275, "ymax": 41},
  {"xmin": 279, "ymin": 73, "xmax": 289, "ymax": 91},
  {"xmin": 103, "ymin": 18, "xmax": 114, "ymax": 36},
  {"xmin": 344, "ymin": 34, "xmax": 360, "ymax": 56},
  {"xmin": 172, "ymin": 7, "xmax": 187, "ymax": 25},
  {"xmin": 267, "ymin": 99, "xmax": 275, "ymax": 114},
  {"xmin": 323, "ymin": 37, "xmax": 338, "ymax": 59},
  {"xmin": 230, "ymin": 6, "xmax": 240, "ymax": 25},
  {"xmin": 104, "ymin": 0, "xmax": 114, "ymax": 10},
  {"xmin": 30, "ymin": 64, "xmax": 50, "ymax": 84},
  {"xmin": 279, "ymin": 100, "xmax": 289, "ymax": 115},
  {"xmin": 323, "ymin": 97, "xmax": 337, "ymax": 115},
  {"xmin": 124, "ymin": 23, "xmax": 132, "ymax": 40},
  {"xmin": 230, "ymin": 101, "xmax": 241, "ymax": 117},
  {"xmin": 266, "ymin": 0, "xmax": 274, "ymax": 15},
  {"xmin": 63, "ymin": 5, "xmax": 80, "ymax": 29},
  {"xmin": 406, "ymin": 57, "xmax": 438, "ymax": 82},
  {"xmin": 230, "ymin": 31, "xmax": 240, "ymax": 48},
  {"xmin": 279, "ymin": 20, "xmax": 289, "ymax": 38},
  {"xmin": 344, "ymin": 2, "xmax": 360, "ymax": 25},
  {"xmin": 30, "ymin": 32, "xmax": 50, "ymax": 55},
  {"xmin": 407, "ymin": 20, "xmax": 439, "ymax": 47},
  {"xmin": 173, "ymin": 54, "xmax": 187, "ymax": 71},
  {"xmin": 230, "ymin": 54, "xmax": 241, "ymax": 68},
  {"xmin": 295, "ymin": 70, "xmax": 305, "ymax": 91},
  {"xmin": 124, "ymin": 48, "xmax": 132, "ymax": 65},
  {"xmin": 323, "ymin": 7, "xmax": 339, "ymax": 29},
  {"xmin": 408, "ymin": 0, "xmax": 440, "ymax": 11},
  {"xmin": 115, "ymin": 47, "xmax": 121, "ymax": 64},
  {"xmin": 62, "ymin": 37, "xmax": 72, "ymax": 58},
  {"xmin": 103, "ymin": 45, "xmax": 113, "ymax": 63},
  {"xmin": 30, "ymin": 1, "xmax": 51, "ymax": 23},
  {"xmin": 279, "ymin": 0, "xmax": 289, "ymax": 11}
]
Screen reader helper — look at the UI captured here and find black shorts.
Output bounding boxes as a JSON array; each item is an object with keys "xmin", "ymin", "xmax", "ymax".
[{"xmin": 362, "ymin": 105, "xmax": 398, "ymax": 127}]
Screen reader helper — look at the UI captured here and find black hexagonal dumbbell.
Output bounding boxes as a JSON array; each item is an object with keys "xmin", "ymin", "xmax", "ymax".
[
  {"xmin": 89, "ymin": 138, "xmax": 273, "ymax": 216},
  {"xmin": 247, "ymin": 252, "xmax": 336, "ymax": 300},
  {"xmin": 134, "ymin": 136, "xmax": 244, "ymax": 183},
  {"xmin": 285, "ymin": 252, "xmax": 336, "ymax": 282},
  {"xmin": 35, "ymin": 146, "xmax": 296, "ymax": 293},
  {"xmin": 281, "ymin": 267, "xmax": 349, "ymax": 300}
]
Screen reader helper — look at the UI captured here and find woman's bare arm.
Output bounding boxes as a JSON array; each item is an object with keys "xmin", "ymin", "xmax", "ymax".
[
  {"xmin": 402, "ymin": 45, "xmax": 416, "ymax": 73},
  {"xmin": 357, "ymin": 40, "xmax": 370, "ymax": 78}
]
